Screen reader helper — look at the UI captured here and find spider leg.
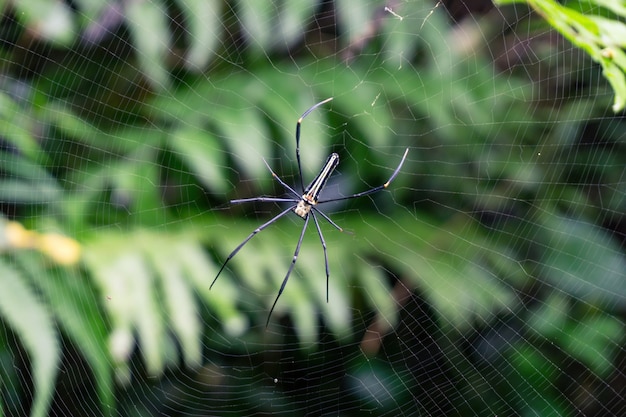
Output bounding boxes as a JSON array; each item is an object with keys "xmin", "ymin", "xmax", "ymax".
[
  {"xmin": 310, "ymin": 211, "xmax": 330, "ymax": 303},
  {"xmin": 312, "ymin": 207, "xmax": 344, "ymax": 233},
  {"xmin": 261, "ymin": 158, "xmax": 300, "ymax": 198},
  {"xmin": 384, "ymin": 147, "xmax": 410, "ymax": 186},
  {"xmin": 317, "ymin": 148, "xmax": 409, "ymax": 204},
  {"xmin": 230, "ymin": 159, "xmax": 303, "ymax": 204},
  {"xmin": 211, "ymin": 205, "xmax": 295, "ymax": 290},
  {"xmin": 295, "ymin": 97, "xmax": 333, "ymax": 191},
  {"xmin": 267, "ymin": 214, "xmax": 310, "ymax": 327},
  {"xmin": 231, "ymin": 197, "xmax": 298, "ymax": 204}
]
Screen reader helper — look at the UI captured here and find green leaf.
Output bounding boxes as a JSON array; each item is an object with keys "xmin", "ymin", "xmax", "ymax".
[
  {"xmin": 238, "ymin": 0, "xmax": 320, "ymax": 54},
  {"xmin": 0, "ymin": 93, "xmax": 44, "ymax": 162},
  {"xmin": 369, "ymin": 214, "xmax": 521, "ymax": 331},
  {"xmin": 85, "ymin": 235, "xmax": 165, "ymax": 377},
  {"xmin": 126, "ymin": 0, "xmax": 170, "ymax": 89},
  {"xmin": 0, "ymin": 260, "xmax": 59, "ymax": 417},
  {"xmin": 336, "ymin": 89, "xmax": 391, "ymax": 149},
  {"xmin": 175, "ymin": 0, "xmax": 222, "ymax": 70},
  {"xmin": 212, "ymin": 102, "xmax": 271, "ymax": 181},
  {"xmin": 42, "ymin": 102, "xmax": 103, "ymax": 142},
  {"xmin": 508, "ymin": 344, "xmax": 568, "ymax": 415},
  {"xmin": 108, "ymin": 143, "xmax": 164, "ymax": 220},
  {"xmin": 15, "ymin": 253, "xmax": 114, "ymax": 414},
  {"xmin": 238, "ymin": 0, "xmax": 275, "ymax": 52},
  {"xmin": 13, "ymin": 0, "xmax": 75, "ymax": 45},
  {"xmin": 146, "ymin": 235, "xmax": 202, "ymax": 367},
  {"xmin": 494, "ymin": 0, "xmax": 626, "ymax": 111},
  {"xmin": 536, "ymin": 210, "xmax": 626, "ymax": 306},
  {"xmin": 335, "ymin": 0, "xmax": 384, "ymax": 49},
  {"xmin": 0, "ymin": 152, "xmax": 61, "ymax": 204},
  {"xmin": 277, "ymin": 0, "xmax": 317, "ymax": 48},
  {"xmin": 562, "ymin": 313, "xmax": 624, "ymax": 377},
  {"xmin": 83, "ymin": 226, "xmax": 247, "ymax": 376},
  {"xmin": 355, "ymin": 257, "xmax": 398, "ymax": 326},
  {"xmin": 528, "ymin": 292, "xmax": 570, "ymax": 338},
  {"xmin": 593, "ymin": 0, "xmax": 626, "ymax": 18},
  {"xmin": 169, "ymin": 126, "xmax": 229, "ymax": 194},
  {"xmin": 176, "ymin": 237, "xmax": 248, "ymax": 336}
]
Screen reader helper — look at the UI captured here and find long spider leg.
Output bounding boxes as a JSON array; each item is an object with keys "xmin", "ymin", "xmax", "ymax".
[
  {"xmin": 310, "ymin": 211, "xmax": 330, "ymax": 303},
  {"xmin": 317, "ymin": 148, "xmax": 409, "ymax": 204},
  {"xmin": 261, "ymin": 158, "xmax": 300, "ymax": 198},
  {"xmin": 231, "ymin": 197, "xmax": 298, "ymax": 204},
  {"xmin": 311, "ymin": 207, "xmax": 344, "ymax": 232},
  {"xmin": 211, "ymin": 205, "xmax": 295, "ymax": 290},
  {"xmin": 266, "ymin": 214, "xmax": 310, "ymax": 327},
  {"xmin": 296, "ymin": 97, "xmax": 333, "ymax": 192},
  {"xmin": 232, "ymin": 159, "xmax": 301, "ymax": 204},
  {"xmin": 384, "ymin": 147, "xmax": 410, "ymax": 186}
]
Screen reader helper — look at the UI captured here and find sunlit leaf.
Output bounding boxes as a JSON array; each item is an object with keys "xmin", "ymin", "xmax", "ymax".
[{"xmin": 494, "ymin": 0, "xmax": 626, "ymax": 111}]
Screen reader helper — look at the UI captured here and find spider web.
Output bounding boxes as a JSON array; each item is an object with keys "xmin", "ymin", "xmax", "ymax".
[{"xmin": 1, "ymin": 0, "xmax": 625, "ymax": 416}]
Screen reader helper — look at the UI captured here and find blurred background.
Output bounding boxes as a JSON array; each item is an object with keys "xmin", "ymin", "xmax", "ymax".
[{"xmin": 1, "ymin": 0, "xmax": 625, "ymax": 416}]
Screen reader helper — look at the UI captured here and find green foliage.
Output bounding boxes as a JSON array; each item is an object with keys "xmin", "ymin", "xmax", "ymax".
[
  {"xmin": 1, "ymin": 0, "xmax": 625, "ymax": 415},
  {"xmin": 0, "ymin": 260, "xmax": 58, "ymax": 417},
  {"xmin": 496, "ymin": 0, "xmax": 626, "ymax": 111}
]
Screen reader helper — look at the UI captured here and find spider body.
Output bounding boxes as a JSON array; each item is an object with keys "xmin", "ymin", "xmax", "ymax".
[
  {"xmin": 295, "ymin": 152, "xmax": 339, "ymax": 218},
  {"xmin": 211, "ymin": 98, "xmax": 408, "ymax": 326}
]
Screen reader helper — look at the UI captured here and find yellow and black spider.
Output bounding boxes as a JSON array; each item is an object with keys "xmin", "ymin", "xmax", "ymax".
[{"xmin": 211, "ymin": 98, "xmax": 409, "ymax": 326}]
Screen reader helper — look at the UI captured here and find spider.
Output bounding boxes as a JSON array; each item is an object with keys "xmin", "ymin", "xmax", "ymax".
[{"xmin": 211, "ymin": 97, "xmax": 409, "ymax": 326}]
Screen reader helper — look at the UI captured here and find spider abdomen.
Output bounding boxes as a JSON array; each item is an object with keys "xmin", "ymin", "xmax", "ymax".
[
  {"xmin": 294, "ymin": 152, "xmax": 339, "ymax": 218},
  {"xmin": 303, "ymin": 153, "xmax": 339, "ymax": 201}
]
